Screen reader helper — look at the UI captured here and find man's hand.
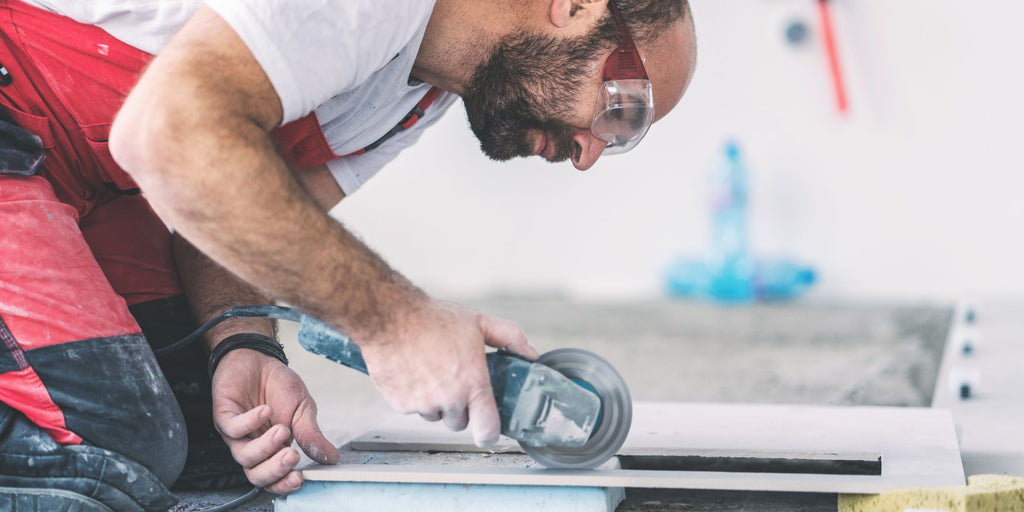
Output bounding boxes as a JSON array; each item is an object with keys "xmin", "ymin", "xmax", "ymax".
[
  {"xmin": 359, "ymin": 300, "xmax": 539, "ymax": 447},
  {"xmin": 212, "ymin": 349, "xmax": 339, "ymax": 495}
]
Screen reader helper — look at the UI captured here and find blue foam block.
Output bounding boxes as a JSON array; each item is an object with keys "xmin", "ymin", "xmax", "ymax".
[{"xmin": 276, "ymin": 481, "xmax": 625, "ymax": 512}]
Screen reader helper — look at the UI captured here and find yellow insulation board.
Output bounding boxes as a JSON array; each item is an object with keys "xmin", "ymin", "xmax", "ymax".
[{"xmin": 839, "ymin": 474, "xmax": 1024, "ymax": 512}]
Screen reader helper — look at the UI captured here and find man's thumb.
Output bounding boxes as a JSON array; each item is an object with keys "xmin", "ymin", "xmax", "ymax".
[{"xmin": 295, "ymin": 417, "xmax": 339, "ymax": 464}]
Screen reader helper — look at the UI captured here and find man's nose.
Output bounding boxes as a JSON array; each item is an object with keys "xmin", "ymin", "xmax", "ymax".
[{"xmin": 571, "ymin": 131, "xmax": 606, "ymax": 171}]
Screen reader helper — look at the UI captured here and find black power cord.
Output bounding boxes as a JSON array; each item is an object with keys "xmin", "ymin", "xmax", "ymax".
[
  {"xmin": 155, "ymin": 304, "xmax": 304, "ymax": 356},
  {"xmin": 202, "ymin": 486, "xmax": 264, "ymax": 512}
]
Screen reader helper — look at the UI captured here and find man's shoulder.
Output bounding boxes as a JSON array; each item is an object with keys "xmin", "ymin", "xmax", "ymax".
[{"xmin": 203, "ymin": 0, "xmax": 438, "ymax": 123}]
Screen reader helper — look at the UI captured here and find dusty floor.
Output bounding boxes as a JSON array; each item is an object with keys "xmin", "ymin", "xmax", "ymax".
[{"xmin": 172, "ymin": 298, "xmax": 951, "ymax": 512}]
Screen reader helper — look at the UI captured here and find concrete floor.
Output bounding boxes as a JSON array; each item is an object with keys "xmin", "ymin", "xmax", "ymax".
[{"xmin": 172, "ymin": 298, "xmax": 951, "ymax": 512}]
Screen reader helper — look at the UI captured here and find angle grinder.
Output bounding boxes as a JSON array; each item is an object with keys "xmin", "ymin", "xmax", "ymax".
[
  {"xmin": 161, "ymin": 305, "xmax": 632, "ymax": 469},
  {"xmin": 297, "ymin": 313, "xmax": 633, "ymax": 469}
]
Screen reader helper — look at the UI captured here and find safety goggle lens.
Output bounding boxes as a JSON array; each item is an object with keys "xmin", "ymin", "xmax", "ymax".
[{"xmin": 592, "ymin": 79, "xmax": 654, "ymax": 155}]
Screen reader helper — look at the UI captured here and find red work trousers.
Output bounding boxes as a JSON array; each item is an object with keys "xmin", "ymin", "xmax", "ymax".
[
  {"xmin": 0, "ymin": 0, "xmax": 345, "ymax": 497},
  {"xmin": 0, "ymin": 0, "xmax": 188, "ymax": 487}
]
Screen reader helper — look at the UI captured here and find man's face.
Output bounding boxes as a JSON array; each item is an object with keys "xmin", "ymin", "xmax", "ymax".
[{"xmin": 462, "ymin": 29, "xmax": 613, "ymax": 165}]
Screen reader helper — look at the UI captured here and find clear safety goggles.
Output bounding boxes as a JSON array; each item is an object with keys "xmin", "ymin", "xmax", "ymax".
[{"xmin": 591, "ymin": 0, "xmax": 654, "ymax": 155}]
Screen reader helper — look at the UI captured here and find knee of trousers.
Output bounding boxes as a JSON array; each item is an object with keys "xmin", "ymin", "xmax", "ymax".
[
  {"xmin": 25, "ymin": 333, "xmax": 189, "ymax": 487},
  {"xmin": 0, "ymin": 403, "xmax": 181, "ymax": 512},
  {"xmin": 107, "ymin": 380, "xmax": 189, "ymax": 488},
  {"xmin": 134, "ymin": 407, "xmax": 189, "ymax": 487}
]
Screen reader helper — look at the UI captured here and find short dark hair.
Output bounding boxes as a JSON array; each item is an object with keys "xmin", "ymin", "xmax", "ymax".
[{"xmin": 596, "ymin": 0, "xmax": 690, "ymax": 49}]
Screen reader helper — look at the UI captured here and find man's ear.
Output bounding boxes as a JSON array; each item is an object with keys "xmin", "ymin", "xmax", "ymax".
[{"xmin": 549, "ymin": 0, "xmax": 607, "ymax": 29}]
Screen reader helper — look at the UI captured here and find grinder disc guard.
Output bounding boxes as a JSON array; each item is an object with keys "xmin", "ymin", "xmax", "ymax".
[{"xmin": 521, "ymin": 348, "xmax": 632, "ymax": 469}]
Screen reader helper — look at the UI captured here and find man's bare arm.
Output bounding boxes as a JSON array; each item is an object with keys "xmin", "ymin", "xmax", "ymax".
[
  {"xmin": 111, "ymin": 7, "xmax": 416, "ymax": 340},
  {"xmin": 169, "ymin": 164, "xmax": 339, "ymax": 494},
  {"xmin": 111, "ymin": 6, "xmax": 537, "ymax": 447},
  {"xmin": 174, "ymin": 163, "xmax": 344, "ymax": 350},
  {"xmin": 172, "ymin": 235, "xmax": 276, "ymax": 348},
  {"xmin": 172, "ymin": 236, "xmax": 338, "ymax": 494},
  {"xmin": 173, "ymin": 162, "xmax": 344, "ymax": 348}
]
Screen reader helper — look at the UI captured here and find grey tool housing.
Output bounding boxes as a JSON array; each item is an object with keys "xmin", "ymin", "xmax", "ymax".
[{"xmin": 296, "ymin": 314, "xmax": 605, "ymax": 452}]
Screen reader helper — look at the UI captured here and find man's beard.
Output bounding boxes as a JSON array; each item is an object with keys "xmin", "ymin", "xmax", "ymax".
[{"xmin": 462, "ymin": 30, "xmax": 612, "ymax": 163}]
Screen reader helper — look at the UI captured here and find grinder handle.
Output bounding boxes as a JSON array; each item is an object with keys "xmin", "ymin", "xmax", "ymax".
[{"xmin": 296, "ymin": 313, "xmax": 369, "ymax": 373}]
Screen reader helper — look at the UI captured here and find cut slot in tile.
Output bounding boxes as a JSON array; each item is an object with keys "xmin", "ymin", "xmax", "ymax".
[{"xmin": 616, "ymin": 453, "xmax": 882, "ymax": 476}]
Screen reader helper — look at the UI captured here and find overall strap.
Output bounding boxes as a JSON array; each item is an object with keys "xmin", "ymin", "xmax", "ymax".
[{"xmin": 272, "ymin": 85, "xmax": 443, "ymax": 169}]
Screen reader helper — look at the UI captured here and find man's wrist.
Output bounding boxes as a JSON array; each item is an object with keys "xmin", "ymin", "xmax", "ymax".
[
  {"xmin": 328, "ymin": 287, "xmax": 429, "ymax": 348},
  {"xmin": 208, "ymin": 332, "xmax": 288, "ymax": 379}
]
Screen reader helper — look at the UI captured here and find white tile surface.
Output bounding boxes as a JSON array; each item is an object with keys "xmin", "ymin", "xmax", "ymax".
[{"xmin": 304, "ymin": 401, "xmax": 964, "ymax": 493}]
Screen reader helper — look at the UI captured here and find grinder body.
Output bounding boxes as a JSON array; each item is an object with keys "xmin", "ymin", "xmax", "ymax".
[
  {"xmin": 296, "ymin": 312, "xmax": 630, "ymax": 468},
  {"xmin": 297, "ymin": 314, "xmax": 600, "ymax": 448}
]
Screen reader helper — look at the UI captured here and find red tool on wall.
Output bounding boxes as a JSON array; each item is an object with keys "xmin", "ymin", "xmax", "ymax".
[{"xmin": 817, "ymin": 0, "xmax": 848, "ymax": 115}]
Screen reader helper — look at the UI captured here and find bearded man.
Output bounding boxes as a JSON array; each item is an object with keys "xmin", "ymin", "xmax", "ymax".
[{"xmin": 0, "ymin": 0, "xmax": 695, "ymax": 509}]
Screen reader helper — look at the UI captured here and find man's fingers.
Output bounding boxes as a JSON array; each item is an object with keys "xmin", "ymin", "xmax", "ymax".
[
  {"xmin": 420, "ymin": 410, "xmax": 442, "ymax": 422},
  {"xmin": 216, "ymin": 404, "xmax": 271, "ymax": 439},
  {"xmin": 229, "ymin": 424, "xmax": 290, "ymax": 468},
  {"xmin": 442, "ymin": 404, "xmax": 469, "ymax": 432},
  {"xmin": 467, "ymin": 385, "xmax": 500, "ymax": 447},
  {"xmin": 245, "ymin": 446, "xmax": 301, "ymax": 490},
  {"xmin": 479, "ymin": 316, "xmax": 539, "ymax": 360},
  {"xmin": 264, "ymin": 471, "xmax": 304, "ymax": 496},
  {"xmin": 292, "ymin": 409, "xmax": 340, "ymax": 465}
]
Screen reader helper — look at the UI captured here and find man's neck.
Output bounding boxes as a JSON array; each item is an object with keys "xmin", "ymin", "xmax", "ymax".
[{"xmin": 412, "ymin": 0, "xmax": 526, "ymax": 96}]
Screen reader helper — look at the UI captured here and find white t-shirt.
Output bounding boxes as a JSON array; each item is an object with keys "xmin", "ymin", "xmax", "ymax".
[{"xmin": 21, "ymin": 0, "xmax": 456, "ymax": 195}]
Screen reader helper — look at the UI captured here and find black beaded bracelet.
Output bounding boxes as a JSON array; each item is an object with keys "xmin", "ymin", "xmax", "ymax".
[{"xmin": 208, "ymin": 333, "xmax": 289, "ymax": 379}]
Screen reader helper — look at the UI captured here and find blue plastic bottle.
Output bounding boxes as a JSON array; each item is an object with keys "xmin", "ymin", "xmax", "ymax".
[
  {"xmin": 755, "ymin": 259, "xmax": 817, "ymax": 300},
  {"xmin": 705, "ymin": 141, "xmax": 755, "ymax": 303},
  {"xmin": 664, "ymin": 140, "xmax": 817, "ymax": 303}
]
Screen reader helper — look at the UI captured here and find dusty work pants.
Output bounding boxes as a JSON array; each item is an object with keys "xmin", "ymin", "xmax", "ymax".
[{"xmin": 0, "ymin": 1, "xmax": 235, "ymax": 509}]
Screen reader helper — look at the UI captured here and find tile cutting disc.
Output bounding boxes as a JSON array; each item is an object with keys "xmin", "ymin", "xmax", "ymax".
[{"xmin": 520, "ymin": 348, "xmax": 633, "ymax": 469}]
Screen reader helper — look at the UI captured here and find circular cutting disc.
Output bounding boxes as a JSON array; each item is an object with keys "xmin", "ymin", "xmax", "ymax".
[{"xmin": 520, "ymin": 348, "xmax": 632, "ymax": 469}]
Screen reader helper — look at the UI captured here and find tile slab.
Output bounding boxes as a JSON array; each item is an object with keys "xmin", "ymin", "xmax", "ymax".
[{"xmin": 303, "ymin": 401, "xmax": 965, "ymax": 493}]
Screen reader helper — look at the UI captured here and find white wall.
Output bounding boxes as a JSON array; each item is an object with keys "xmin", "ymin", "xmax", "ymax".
[{"xmin": 332, "ymin": 0, "xmax": 1024, "ymax": 301}]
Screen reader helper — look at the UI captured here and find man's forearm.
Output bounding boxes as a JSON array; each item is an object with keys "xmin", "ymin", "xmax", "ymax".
[
  {"xmin": 135, "ymin": 121, "xmax": 420, "ymax": 346},
  {"xmin": 111, "ymin": 7, "xmax": 423, "ymax": 347},
  {"xmin": 172, "ymin": 234, "xmax": 275, "ymax": 350}
]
